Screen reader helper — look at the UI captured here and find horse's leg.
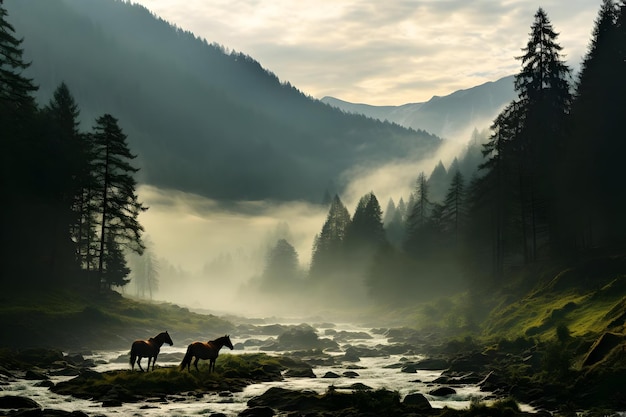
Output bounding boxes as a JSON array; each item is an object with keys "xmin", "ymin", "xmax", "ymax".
[
  {"xmin": 209, "ymin": 358, "xmax": 215, "ymax": 373},
  {"xmin": 137, "ymin": 356, "xmax": 144, "ymax": 372},
  {"xmin": 193, "ymin": 357, "xmax": 200, "ymax": 371},
  {"xmin": 152, "ymin": 354, "xmax": 158, "ymax": 371},
  {"xmin": 147, "ymin": 357, "xmax": 152, "ymax": 372}
]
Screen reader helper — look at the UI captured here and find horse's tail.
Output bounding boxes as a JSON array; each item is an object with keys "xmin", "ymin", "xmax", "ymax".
[
  {"xmin": 129, "ymin": 347, "xmax": 136, "ymax": 368},
  {"xmin": 179, "ymin": 345, "xmax": 192, "ymax": 371}
]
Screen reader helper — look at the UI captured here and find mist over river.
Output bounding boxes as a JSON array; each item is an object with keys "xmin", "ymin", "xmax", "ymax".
[{"xmin": 1, "ymin": 321, "xmax": 530, "ymax": 416}]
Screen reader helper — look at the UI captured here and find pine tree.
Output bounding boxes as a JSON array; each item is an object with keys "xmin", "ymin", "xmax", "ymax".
[
  {"xmin": 128, "ymin": 237, "xmax": 159, "ymax": 299},
  {"xmin": 344, "ymin": 192, "xmax": 387, "ymax": 255},
  {"xmin": 42, "ymin": 82, "xmax": 90, "ymax": 280},
  {"xmin": 441, "ymin": 170, "xmax": 467, "ymax": 242},
  {"xmin": 309, "ymin": 194, "xmax": 351, "ymax": 280},
  {"xmin": 480, "ymin": 102, "xmax": 524, "ymax": 276},
  {"xmin": 383, "ymin": 198, "xmax": 396, "ymax": 226},
  {"xmin": 91, "ymin": 114, "xmax": 147, "ymax": 290},
  {"xmin": 569, "ymin": 0, "xmax": 626, "ymax": 248},
  {"xmin": 404, "ymin": 172, "xmax": 432, "ymax": 254},
  {"xmin": 427, "ymin": 160, "xmax": 448, "ymax": 203},
  {"xmin": 262, "ymin": 239, "xmax": 300, "ymax": 291},
  {"xmin": 0, "ymin": 0, "xmax": 39, "ymax": 282},
  {"xmin": 514, "ymin": 8, "xmax": 572, "ymax": 259},
  {"xmin": 101, "ymin": 233, "xmax": 131, "ymax": 287},
  {"xmin": 0, "ymin": 0, "xmax": 37, "ymax": 121}
]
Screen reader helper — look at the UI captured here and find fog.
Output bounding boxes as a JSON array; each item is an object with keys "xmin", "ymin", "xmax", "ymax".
[{"xmin": 131, "ymin": 132, "xmax": 476, "ymax": 318}]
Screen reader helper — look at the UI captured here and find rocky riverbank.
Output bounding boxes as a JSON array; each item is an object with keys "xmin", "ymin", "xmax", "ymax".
[{"xmin": 1, "ymin": 321, "xmax": 624, "ymax": 417}]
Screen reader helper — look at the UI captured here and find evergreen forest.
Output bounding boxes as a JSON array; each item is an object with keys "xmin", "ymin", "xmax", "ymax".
[
  {"xmin": 3, "ymin": 0, "xmax": 626, "ymax": 311},
  {"xmin": 255, "ymin": 2, "xmax": 626, "ymax": 308}
]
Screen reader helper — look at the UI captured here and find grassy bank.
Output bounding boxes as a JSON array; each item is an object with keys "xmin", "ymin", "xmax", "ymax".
[{"xmin": 0, "ymin": 287, "xmax": 234, "ymax": 350}]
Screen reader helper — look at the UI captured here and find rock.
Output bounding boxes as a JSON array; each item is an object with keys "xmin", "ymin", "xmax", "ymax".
[
  {"xmin": 239, "ymin": 406, "xmax": 275, "ymax": 417},
  {"xmin": 102, "ymin": 399, "xmax": 123, "ymax": 407},
  {"xmin": 342, "ymin": 345, "xmax": 386, "ymax": 358},
  {"xmin": 347, "ymin": 382, "xmax": 371, "ymax": 390},
  {"xmin": 403, "ymin": 393, "xmax": 432, "ymax": 410},
  {"xmin": 477, "ymin": 371, "xmax": 504, "ymax": 392},
  {"xmin": 0, "ymin": 395, "xmax": 41, "ymax": 409},
  {"xmin": 49, "ymin": 366, "xmax": 81, "ymax": 377},
  {"xmin": 248, "ymin": 386, "xmax": 320, "ymax": 410},
  {"xmin": 413, "ymin": 358, "xmax": 449, "ymax": 370},
  {"xmin": 448, "ymin": 352, "xmax": 490, "ymax": 372},
  {"xmin": 331, "ymin": 331, "xmax": 373, "ymax": 343},
  {"xmin": 342, "ymin": 371, "xmax": 359, "ymax": 378},
  {"xmin": 401, "ymin": 358, "xmax": 448, "ymax": 373},
  {"xmin": 582, "ymin": 332, "xmax": 624, "ymax": 367},
  {"xmin": 434, "ymin": 371, "xmax": 484, "ymax": 384},
  {"xmin": 429, "ymin": 386, "xmax": 456, "ymax": 396},
  {"xmin": 15, "ymin": 348, "xmax": 65, "ymax": 367},
  {"xmin": 322, "ymin": 371, "xmax": 340, "ymax": 378},
  {"xmin": 37, "ymin": 410, "xmax": 90, "ymax": 416},
  {"xmin": 341, "ymin": 348, "xmax": 361, "ymax": 362},
  {"xmin": 284, "ymin": 367, "xmax": 316, "ymax": 378},
  {"xmin": 25, "ymin": 370, "xmax": 49, "ymax": 380}
]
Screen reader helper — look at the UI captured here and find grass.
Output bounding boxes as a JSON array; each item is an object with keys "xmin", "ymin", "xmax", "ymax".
[
  {"xmin": 0, "ymin": 287, "xmax": 234, "ymax": 350},
  {"xmin": 51, "ymin": 353, "xmax": 308, "ymax": 401}
]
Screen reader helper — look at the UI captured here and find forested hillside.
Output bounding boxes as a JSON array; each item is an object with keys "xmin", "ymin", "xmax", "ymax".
[
  {"xmin": 246, "ymin": 3, "xmax": 626, "ymax": 310},
  {"xmin": 5, "ymin": 0, "xmax": 441, "ymax": 202}
]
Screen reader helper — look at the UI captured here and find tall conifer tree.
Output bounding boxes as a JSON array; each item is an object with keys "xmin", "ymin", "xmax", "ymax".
[
  {"xmin": 309, "ymin": 194, "xmax": 350, "ymax": 280},
  {"xmin": 0, "ymin": 0, "xmax": 39, "ymax": 282},
  {"xmin": 91, "ymin": 114, "xmax": 147, "ymax": 289}
]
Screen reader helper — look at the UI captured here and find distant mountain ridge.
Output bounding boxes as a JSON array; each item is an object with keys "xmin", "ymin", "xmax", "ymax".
[
  {"xmin": 322, "ymin": 75, "xmax": 516, "ymax": 141},
  {"xmin": 6, "ymin": 0, "xmax": 441, "ymax": 203}
]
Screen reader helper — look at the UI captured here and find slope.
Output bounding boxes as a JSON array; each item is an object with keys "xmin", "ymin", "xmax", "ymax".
[{"xmin": 6, "ymin": 0, "xmax": 441, "ymax": 202}]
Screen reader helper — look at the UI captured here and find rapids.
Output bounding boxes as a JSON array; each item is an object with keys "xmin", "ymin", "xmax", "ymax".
[{"xmin": 2, "ymin": 322, "xmax": 501, "ymax": 416}]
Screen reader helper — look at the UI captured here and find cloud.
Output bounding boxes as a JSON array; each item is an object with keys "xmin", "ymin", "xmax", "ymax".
[{"xmin": 132, "ymin": 0, "xmax": 598, "ymax": 105}]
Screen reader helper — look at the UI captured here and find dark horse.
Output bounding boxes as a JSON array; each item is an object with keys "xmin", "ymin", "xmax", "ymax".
[
  {"xmin": 179, "ymin": 335, "xmax": 234, "ymax": 372},
  {"xmin": 130, "ymin": 331, "xmax": 173, "ymax": 371}
]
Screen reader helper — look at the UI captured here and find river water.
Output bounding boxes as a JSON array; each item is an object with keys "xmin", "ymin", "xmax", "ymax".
[{"xmin": 2, "ymin": 322, "xmax": 506, "ymax": 416}]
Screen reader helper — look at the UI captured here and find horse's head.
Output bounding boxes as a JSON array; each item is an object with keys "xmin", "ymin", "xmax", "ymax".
[
  {"xmin": 224, "ymin": 334, "xmax": 234, "ymax": 350},
  {"xmin": 162, "ymin": 331, "xmax": 174, "ymax": 346}
]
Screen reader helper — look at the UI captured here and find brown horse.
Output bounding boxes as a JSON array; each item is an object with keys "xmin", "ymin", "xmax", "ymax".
[
  {"xmin": 130, "ymin": 331, "xmax": 173, "ymax": 371},
  {"xmin": 179, "ymin": 335, "xmax": 234, "ymax": 372}
]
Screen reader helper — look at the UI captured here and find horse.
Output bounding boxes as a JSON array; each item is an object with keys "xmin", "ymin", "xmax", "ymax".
[
  {"xmin": 179, "ymin": 335, "xmax": 234, "ymax": 372},
  {"xmin": 129, "ymin": 331, "xmax": 173, "ymax": 371}
]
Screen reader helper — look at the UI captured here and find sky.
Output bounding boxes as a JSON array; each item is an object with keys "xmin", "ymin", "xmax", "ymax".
[{"xmin": 131, "ymin": 0, "xmax": 600, "ymax": 106}]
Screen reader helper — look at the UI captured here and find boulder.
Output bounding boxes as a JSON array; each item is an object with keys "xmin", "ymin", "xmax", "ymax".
[
  {"xmin": 247, "ymin": 386, "xmax": 320, "ymax": 410},
  {"xmin": 239, "ymin": 406, "xmax": 274, "ymax": 417},
  {"xmin": 582, "ymin": 332, "xmax": 625, "ymax": 367},
  {"xmin": 429, "ymin": 386, "xmax": 457, "ymax": 396},
  {"xmin": 0, "ymin": 395, "xmax": 41, "ymax": 409},
  {"xmin": 25, "ymin": 370, "xmax": 49, "ymax": 380},
  {"xmin": 284, "ymin": 367, "xmax": 316, "ymax": 378},
  {"xmin": 403, "ymin": 393, "xmax": 432, "ymax": 410}
]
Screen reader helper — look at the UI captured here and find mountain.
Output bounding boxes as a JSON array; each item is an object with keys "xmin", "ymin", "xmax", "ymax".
[
  {"xmin": 322, "ymin": 75, "xmax": 516, "ymax": 141},
  {"xmin": 5, "ymin": 0, "xmax": 441, "ymax": 203}
]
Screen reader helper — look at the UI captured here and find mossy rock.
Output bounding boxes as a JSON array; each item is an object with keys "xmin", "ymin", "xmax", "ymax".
[{"xmin": 50, "ymin": 354, "xmax": 312, "ymax": 403}]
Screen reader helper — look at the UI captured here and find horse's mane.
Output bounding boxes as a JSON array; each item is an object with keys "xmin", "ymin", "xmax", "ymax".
[{"xmin": 209, "ymin": 335, "xmax": 229, "ymax": 343}]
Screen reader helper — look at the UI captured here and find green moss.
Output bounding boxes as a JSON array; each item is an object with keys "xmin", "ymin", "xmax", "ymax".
[{"xmin": 51, "ymin": 353, "xmax": 311, "ymax": 402}]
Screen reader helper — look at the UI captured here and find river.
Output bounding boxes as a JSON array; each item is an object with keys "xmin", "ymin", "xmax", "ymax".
[{"xmin": 2, "ymin": 322, "xmax": 512, "ymax": 416}]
